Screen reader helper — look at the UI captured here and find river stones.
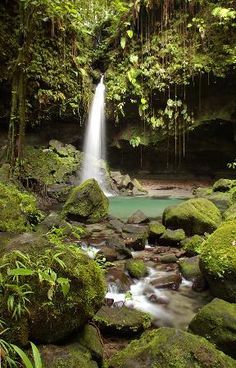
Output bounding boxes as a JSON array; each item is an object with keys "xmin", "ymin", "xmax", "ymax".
[
  {"xmin": 189, "ymin": 298, "xmax": 236, "ymax": 359},
  {"xmin": 94, "ymin": 306, "xmax": 151, "ymax": 336},
  {"xmin": 109, "ymin": 327, "xmax": 235, "ymax": 368}
]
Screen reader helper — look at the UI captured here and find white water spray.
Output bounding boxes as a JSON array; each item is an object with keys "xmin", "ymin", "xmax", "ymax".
[{"xmin": 81, "ymin": 76, "xmax": 107, "ymax": 190}]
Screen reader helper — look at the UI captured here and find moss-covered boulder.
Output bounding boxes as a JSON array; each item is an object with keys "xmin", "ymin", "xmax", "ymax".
[
  {"xmin": 224, "ymin": 203, "xmax": 236, "ymax": 221},
  {"xmin": 62, "ymin": 179, "xmax": 109, "ymax": 223},
  {"xmin": 189, "ymin": 298, "xmax": 236, "ymax": 359},
  {"xmin": 193, "ymin": 187, "xmax": 212, "ymax": 198},
  {"xmin": 125, "ymin": 259, "xmax": 148, "ymax": 278},
  {"xmin": 77, "ymin": 324, "xmax": 103, "ymax": 364},
  {"xmin": 41, "ymin": 343, "xmax": 99, "ymax": 368},
  {"xmin": 178, "ymin": 256, "xmax": 202, "ymax": 281},
  {"xmin": 148, "ymin": 221, "xmax": 165, "ymax": 244},
  {"xmin": 0, "ymin": 243, "xmax": 106, "ymax": 345},
  {"xmin": 180, "ymin": 235, "xmax": 205, "ymax": 255},
  {"xmin": 200, "ymin": 220, "xmax": 236, "ymax": 302},
  {"xmin": 163, "ymin": 198, "xmax": 221, "ymax": 236},
  {"xmin": 109, "ymin": 327, "xmax": 235, "ymax": 368},
  {"xmin": 207, "ymin": 192, "xmax": 233, "ymax": 213},
  {"xmin": 159, "ymin": 228, "xmax": 185, "ymax": 247},
  {"xmin": 213, "ymin": 179, "xmax": 236, "ymax": 193},
  {"xmin": 0, "ymin": 182, "xmax": 42, "ymax": 233},
  {"xmin": 94, "ymin": 306, "xmax": 151, "ymax": 336}
]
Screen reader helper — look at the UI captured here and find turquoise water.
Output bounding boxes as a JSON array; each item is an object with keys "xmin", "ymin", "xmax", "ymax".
[{"xmin": 109, "ymin": 196, "xmax": 185, "ymax": 219}]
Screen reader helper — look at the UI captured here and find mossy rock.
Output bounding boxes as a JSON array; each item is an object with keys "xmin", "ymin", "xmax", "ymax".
[
  {"xmin": 213, "ymin": 179, "xmax": 236, "ymax": 193},
  {"xmin": 163, "ymin": 198, "xmax": 221, "ymax": 236},
  {"xmin": 0, "ymin": 243, "xmax": 106, "ymax": 345},
  {"xmin": 148, "ymin": 221, "xmax": 165, "ymax": 244},
  {"xmin": 62, "ymin": 179, "xmax": 109, "ymax": 223},
  {"xmin": 77, "ymin": 324, "xmax": 103, "ymax": 364},
  {"xmin": 159, "ymin": 228, "xmax": 185, "ymax": 247},
  {"xmin": 207, "ymin": 192, "xmax": 233, "ymax": 213},
  {"xmin": 180, "ymin": 235, "xmax": 205, "ymax": 255},
  {"xmin": 200, "ymin": 220, "xmax": 236, "ymax": 302},
  {"xmin": 178, "ymin": 256, "xmax": 202, "ymax": 281},
  {"xmin": 189, "ymin": 298, "xmax": 236, "ymax": 359},
  {"xmin": 41, "ymin": 343, "xmax": 98, "ymax": 368},
  {"xmin": 125, "ymin": 259, "xmax": 148, "ymax": 278},
  {"xmin": 94, "ymin": 306, "xmax": 151, "ymax": 336},
  {"xmin": 109, "ymin": 327, "xmax": 235, "ymax": 368},
  {"xmin": 193, "ymin": 187, "xmax": 212, "ymax": 198},
  {"xmin": 224, "ymin": 203, "xmax": 236, "ymax": 221},
  {"xmin": 0, "ymin": 181, "xmax": 42, "ymax": 233}
]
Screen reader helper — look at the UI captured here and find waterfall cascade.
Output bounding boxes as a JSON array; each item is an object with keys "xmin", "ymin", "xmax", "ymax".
[{"xmin": 80, "ymin": 76, "xmax": 108, "ymax": 191}]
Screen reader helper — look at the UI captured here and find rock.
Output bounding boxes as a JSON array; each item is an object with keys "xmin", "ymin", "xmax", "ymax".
[
  {"xmin": 189, "ymin": 298, "xmax": 236, "ymax": 359},
  {"xmin": 106, "ymin": 266, "xmax": 133, "ymax": 292},
  {"xmin": 213, "ymin": 178, "xmax": 236, "ymax": 193},
  {"xmin": 159, "ymin": 229, "xmax": 185, "ymax": 247},
  {"xmin": 132, "ymin": 178, "xmax": 148, "ymax": 194},
  {"xmin": 150, "ymin": 274, "xmax": 182, "ymax": 290},
  {"xmin": 148, "ymin": 221, "xmax": 166, "ymax": 244},
  {"xmin": 178, "ymin": 256, "xmax": 202, "ymax": 280},
  {"xmin": 224, "ymin": 203, "xmax": 236, "ymax": 221},
  {"xmin": 96, "ymin": 247, "xmax": 119, "ymax": 262},
  {"xmin": 192, "ymin": 276, "xmax": 208, "ymax": 292},
  {"xmin": 200, "ymin": 220, "xmax": 236, "ymax": 302},
  {"xmin": 94, "ymin": 306, "xmax": 151, "ymax": 336},
  {"xmin": 123, "ymin": 225, "xmax": 149, "ymax": 251},
  {"xmin": 159, "ymin": 254, "xmax": 178, "ymax": 263},
  {"xmin": 105, "ymin": 236, "xmax": 132, "ymax": 260},
  {"xmin": 125, "ymin": 259, "xmax": 148, "ymax": 278},
  {"xmin": 39, "ymin": 211, "xmax": 68, "ymax": 230},
  {"xmin": 0, "ymin": 243, "xmax": 106, "ymax": 345},
  {"xmin": 40, "ymin": 343, "xmax": 98, "ymax": 368},
  {"xmin": 0, "ymin": 182, "xmax": 42, "ymax": 233},
  {"xmin": 180, "ymin": 235, "xmax": 205, "ymax": 255},
  {"xmin": 207, "ymin": 192, "xmax": 233, "ymax": 213},
  {"xmin": 108, "ymin": 218, "xmax": 124, "ymax": 233},
  {"xmin": 62, "ymin": 178, "xmax": 109, "ymax": 223},
  {"xmin": 127, "ymin": 210, "xmax": 149, "ymax": 224},
  {"xmin": 163, "ymin": 198, "xmax": 221, "ymax": 236},
  {"xmin": 109, "ymin": 327, "xmax": 235, "ymax": 368},
  {"xmin": 47, "ymin": 184, "xmax": 72, "ymax": 202},
  {"xmin": 77, "ymin": 324, "xmax": 103, "ymax": 364},
  {"xmin": 5, "ymin": 232, "xmax": 49, "ymax": 254},
  {"xmin": 193, "ymin": 187, "xmax": 212, "ymax": 198}
]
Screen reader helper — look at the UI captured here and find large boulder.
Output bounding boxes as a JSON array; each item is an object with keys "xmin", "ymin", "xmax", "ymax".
[
  {"xmin": 207, "ymin": 192, "xmax": 233, "ymax": 213},
  {"xmin": 0, "ymin": 243, "xmax": 106, "ymax": 345},
  {"xmin": 62, "ymin": 179, "xmax": 109, "ymax": 223},
  {"xmin": 213, "ymin": 178, "xmax": 236, "ymax": 193},
  {"xmin": 200, "ymin": 220, "xmax": 236, "ymax": 302},
  {"xmin": 189, "ymin": 298, "xmax": 236, "ymax": 359},
  {"xmin": 224, "ymin": 203, "xmax": 236, "ymax": 221},
  {"xmin": 163, "ymin": 198, "xmax": 221, "ymax": 236},
  {"xmin": 109, "ymin": 327, "xmax": 235, "ymax": 368},
  {"xmin": 0, "ymin": 182, "xmax": 42, "ymax": 233}
]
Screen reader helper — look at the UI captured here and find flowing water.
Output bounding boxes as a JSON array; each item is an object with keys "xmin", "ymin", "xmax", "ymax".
[
  {"xmin": 109, "ymin": 196, "xmax": 185, "ymax": 219},
  {"xmin": 81, "ymin": 76, "xmax": 107, "ymax": 190}
]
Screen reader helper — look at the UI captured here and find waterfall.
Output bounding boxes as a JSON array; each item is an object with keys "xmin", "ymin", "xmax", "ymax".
[{"xmin": 80, "ymin": 76, "xmax": 108, "ymax": 191}]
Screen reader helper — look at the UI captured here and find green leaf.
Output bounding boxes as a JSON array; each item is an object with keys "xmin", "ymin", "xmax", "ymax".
[
  {"xmin": 30, "ymin": 342, "xmax": 42, "ymax": 368},
  {"xmin": 8, "ymin": 268, "xmax": 34, "ymax": 276},
  {"xmin": 11, "ymin": 344, "xmax": 33, "ymax": 368},
  {"xmin": 127, "ymin": 29, "xmax": 133, "ymax": 38},
  {"xmin": 120, "ymin": 37, "xmax": 126, "ymax": 49},
  {"xmin": 129, "ymin": 54, "xmax": 138, "ymax": 64}
]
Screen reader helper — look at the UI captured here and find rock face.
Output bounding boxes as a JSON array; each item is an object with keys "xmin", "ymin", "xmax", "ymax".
[
  {"xmin": 200, "ymin": 220, "xmax": 236, "ymax": 302},
  {"xmin": 94, "ymin": 306, "xmax": 151, "ymax": 336},
  {"xmin": 163, "ymin": 198, "xmax": 221, "ymax": 236},
  {"xmin": 62, "ymin": 178, "xmax": 109, "ymax": 223},
  {"xmin": 189, "ymin": 298, "xmax": 236, "ymax": 359},
  {"xmin": 109, "ymin": 327, "xmax": 235, "ymax": 368},
  {"xmin": 0, "ymin": 182, "xmax": 42, "ymax": 233},
  {"xmin": 0, "ymin": 243, "xmax": 106, "ymax": 345}
]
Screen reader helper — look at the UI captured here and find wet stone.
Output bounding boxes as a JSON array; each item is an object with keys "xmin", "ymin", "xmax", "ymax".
[{"xmin": 150, "ymin": 274, "xmax": 182, "ymax": 290}]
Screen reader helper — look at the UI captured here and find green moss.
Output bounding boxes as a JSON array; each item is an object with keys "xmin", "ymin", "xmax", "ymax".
[
  {"xmin": 180, "ymin": 235, "xmax": 205, "ymax": 255},
  {"xmin": 109, "ymin": 327, "xmax": 235, "ymax": 368},
  {"xmin": 94, "ymin": 306, "xmax": 151, "ymax": 335},
  {"xmin": 193, "ymin": 187, "xmax": 213, "ymax": 198},
  {"xmin": 224, "ymin": 203, "xmax": 236, "ymax": 221},
  {"xmin": 149, "ymin": 221, "xmax": 165, "ymax": 238},
  {"xmin": 207, "ymin": 192, "xmax": 233, "ymax": 213},
  {"xmin": 189, "ymin": 298, "xmax": 236, "ymax": 359},
  {"xmin": 125, "ymin": 259, "xmax": 148, "ymax": 278},
  {"xmin": 62, "ymin": 179, "xmax": 109, "ymax": 223},
  {"xmin": 200, "ymin": 220, "xmax": 236, "ymax": 302},
  {"xmin": 0, "ymin": 181, "xmax": 42, "ymax": 233},
  {"xmin": 163, "ymin": 198, "xmax": 222, "ymax": 236},
  {"xmin": 21, "ymin": 146, "xmax": 82, "ymax": 186},
  {"xmin": 77, "ymin": 324, "xmax": 103, "ymax": 363},
  {"xmin": 160, "ymin": 228, "xmax": 186, "ymax": 246},
  {"xmin": 213, "ymin": 179, "xmax": 236, "ymax": 193},
  {"xmin": 0, "ymin": 243, "xmax": 106, "ymax": 344},
  {"xmin": 178, "ymin": 256, "xmax": 201, "ymax": 280}
]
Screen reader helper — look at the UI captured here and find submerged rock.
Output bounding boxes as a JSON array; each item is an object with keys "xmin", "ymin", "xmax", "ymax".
[
  {"xmin": 200, "ymin": 220, "xmax": 236, "ymax": 302},
  {"xmin": 163, "ymin": 198, "xmax": 221, "ymax": 236},
  {"xmin": 109, "ymin": 327, "xmax": 236, "ymax": 368},
  {"xmin": 189, "ymin": 298, "xmax": 236, "ymax": 359},
  {"xmin": 94, "ymin": 306, "xmax": 151, "ymax": 336},
  {"xmin": 62, "ymin": 178, "xmax": 109, "ymax": 223}
]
